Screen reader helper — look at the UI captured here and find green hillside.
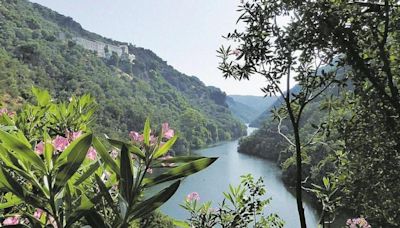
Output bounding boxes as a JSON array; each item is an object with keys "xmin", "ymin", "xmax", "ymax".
[{"xmin": 0, "ymin": 0, "xmax": 246, "ymax": 152}]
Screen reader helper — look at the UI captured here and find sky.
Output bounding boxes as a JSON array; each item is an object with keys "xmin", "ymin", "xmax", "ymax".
[{"xmin": 29, "ymin": 0, "xmax": 274, "ymax": 96}]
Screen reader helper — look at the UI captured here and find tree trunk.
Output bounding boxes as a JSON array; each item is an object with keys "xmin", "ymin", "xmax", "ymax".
[{"xmin": 294, "ymin": 123, "xmax": 307, "ymax": 228}]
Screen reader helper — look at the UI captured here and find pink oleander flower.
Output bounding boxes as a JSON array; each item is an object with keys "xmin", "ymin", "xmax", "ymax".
[
  {"xmin": 110, "ymin": 149, "xmax": 118, "ymax": 159},
  {"xmin": 346, "ymin": 218, "xmax": 371, "ymax": 228},
  {"xmin": 162, "ymin": 122, "xmax": 174, "ymax": 139},
  {"xmin": 186, "ymin": 192, "xmax": 200, "ymax": 202},
  {"xmin": 67, "ymin": 130, "xmax": 82, "ymax": 142},
  {"xmin": 35, "ymin": 141, "xmax": 44, "ymax": 155},
  {"xmin": 232, "ymin": 49, "xmax": 242, "ymax": 57},
  {"xmin": 150, "ymin": 135, "xmax": 158, "ymax": 145},
  {"xmin": 3, "ymin": 216, "xmax": 19, "ymax": 225},
  {"xmin": 146, "ymin": 168, "xmax": 153, "ymax": 174},
  {"xmin": 34, "ymin": 208, "xmax": 43, "ymax": 219},
  {"xmin": 86, "ymin": 147, "xmax": 97, "ymax": 160},
  {"xmin": 0, "ymin": 108, "xmax": 15, "ymax": 117},
  {"xmin": 53, "ymin": 136, "xmax": 69, "ymax": 151},
  {"xmin": 129, "ymin": 131, "xmax": 143, "ymax": 143}
]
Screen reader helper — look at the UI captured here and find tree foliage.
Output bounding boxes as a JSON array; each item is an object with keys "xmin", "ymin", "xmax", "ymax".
[{"xmin": 235, "ymin": 0, "xmax": 400, "ymax": 226}]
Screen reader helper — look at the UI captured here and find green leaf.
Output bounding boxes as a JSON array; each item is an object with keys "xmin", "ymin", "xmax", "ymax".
[
  {"xmin": 0, "ymin": 114, "xmax": 14, "ymax": 126},
  {"xmin": 93, "ymin": 137, "xmax": 120, "ymax": 175},
  {"xmin": 0, "ymin": 167, "xmax": 44, "ymax": 209},
  {"xmin": 43, "ymin": 132, "xmax": 53, "ymax": 171},
  {"xmin": 32, "ymin": 87, "xmax": 51, "ymax": 107},
  {"xmin": 54, "ymin": 133, "xmax": 93, "ymax": 192},
  {"xmin": 95, "ymin": 175, "xmax": 119, "ymax": 215},
  {"xmin": 323, "ymin": 177, "xmax": 330, "ymax": 189},
  {"xmin": 120, "ymin": 144, "xmax": 134, "ymax": 202},
  {"xmin": 78, "ymin": 194, "xmax": 95, "ymax": 210},
  {"xmin": 65, "ymin": 193, "xmax": 96, "ymax": 227},
  {"xmin": 74, "ymin": 161, "xmax": 100, "ymax": 186},
  {"xmin": 143, "ymin": 118, "xmax": 151, "ymax": 146},
  {"xmin": 0, "ymin": 130, "xmax": 46, "ymax": 171},
  {"xmin": 0, "ymin": 193, "xmax": 22, "ymax": 209},
  {"xmin": 156, "ymin": 156, "xmax": 207, "ymax": 163},
  {"xmin": 153, "ymin": 135, "xmax": 178, "ymax": 158},
  {"xmin": 108, "ymin": 138, "xmax": 145, "ymax": 160},
  {"xmin": 144, "ymin": 157, "xmax": 217, "ymax": 188},
  {"xmin": 173, "ymin": 220, "xmax": 191, "ymax": 228},
  {"xmin": 129, "ymin": 180, "xmax": 181, "ymax": 220},
  {"xmin": 84, "ymin": 210, "xmax": 109, "ymax": 228}
]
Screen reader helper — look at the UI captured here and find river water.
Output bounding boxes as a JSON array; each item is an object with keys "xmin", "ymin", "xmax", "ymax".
[{"xmin": 161, "ymin": 127, "xmax": 320, "ymax": 227}]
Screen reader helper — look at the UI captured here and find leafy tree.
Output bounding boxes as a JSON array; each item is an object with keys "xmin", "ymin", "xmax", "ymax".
[
  {"xmin": 218, "ymin": 1, "xmax": 345, "ymax": 227},
  {"xmin": 227, "ymin": 0, "xmax": 400, "ymax": 226}
]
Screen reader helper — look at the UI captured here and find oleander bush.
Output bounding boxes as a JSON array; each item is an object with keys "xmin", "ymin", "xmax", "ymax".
[{"xmin": 0, "ymin": 87, "xmax": 216, "ymax": 227}]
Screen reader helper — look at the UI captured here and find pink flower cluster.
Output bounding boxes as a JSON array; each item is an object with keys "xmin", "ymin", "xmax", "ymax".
[
  {"xmin": 2, "ymin": 209, "xmax": 46, "ymax": 226},
  {"xmin": 34, "ymin": 130, "xmax": 96, "ymax": 160},
  {"xmin": 186, "ymin": 192, "xmax": 200, "ymax": 202},
  {"xmin": 3, "ymin": 216, "xmax": 19, "ymax": 225},
  {"xmin": 346, "ymin": 218, "xmax": 371, "ymax": 228},
  {"xmin": 231, "ymin": 49, "xmax": 242, "ymax": 57},
  {"xmin": 129, "ymin": 122, "xmax": 174, "ymax": 144},
  {"xmin": 0, "ymin": 108, "xmax": 15, "ymax": 117},
  {"xmin": 162, "ymin": 123, "xmax": 174, "ymax": 139}
]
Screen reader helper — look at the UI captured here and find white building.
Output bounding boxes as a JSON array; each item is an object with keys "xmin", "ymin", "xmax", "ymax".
[{"xmin": 72, "ymin": 37, "xmax": 135, "ymax": 63}]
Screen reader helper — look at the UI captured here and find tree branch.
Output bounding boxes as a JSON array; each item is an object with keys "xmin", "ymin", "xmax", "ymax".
[{"xmin": 277, "ymin": 114, "xmax": 295, "ymax": 147}]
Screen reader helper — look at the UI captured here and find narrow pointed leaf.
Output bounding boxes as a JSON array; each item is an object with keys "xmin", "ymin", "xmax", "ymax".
[
  {"xmin": 93, "ymin": 137, "xmax": 120, "ymax": 175},
  {"xmin": 0, "ymin": 130, "xmax": 45, "ymax": 171},
  {"xmin": 156, "ymin": 156, "xmax": 207, "ymax": 163},
  {"xmin": 54, "ymin": 133, "xmax": 93, "ymax": 191},
  {"xmin": 43, "ymin": 132, "xmax": 53, "ymax": 171},
  {"xmin": 32, "ymin": 87, "xmax": 51, "ymax": 106},
  {"xmin": 84, "ymin": 210, "xmax": 109, "ymax": 228},
  {"xmin": 153, "ymin": 135, "xmax": 178, "ymax": 158},
  {"xmin": 120, "ymin": 144, "xmax": 133, "ymax": 202},
  {"xmin": 129, "ymin": 180, "xmax": 180, "ymax": 220},
  {"xmin": 173, "ymin": 220, "xmax": 191, "ymax": 228},
  {"xmin": 144, "ymin": 157, "xmax": 217, "ymax": 187},
  {"xmin": 74, "ymin": 161, "xmax": 100, "ymax": 186},
  {"xmin": 95, "ymin": 175, "xmax": 119, "ymax": 215},
  {"xmin": 108, "ymin": 138, "xmax": 145, "ymax": 160},
  {"xmin": 143, "ymin": 118, "xmax": 151, "ymax": 146}
]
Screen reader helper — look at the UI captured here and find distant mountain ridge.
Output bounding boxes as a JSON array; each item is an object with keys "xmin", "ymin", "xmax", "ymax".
[
  {"xmin": 227, "ymin": 95, "xmax": 277, "ymax": 123},
  {"xmin": 0, "ymin": 0, "xmax": 246, "ymax": 152},
  {"xmin": 249, "ymin": 85, "xmax": 301, "ymax": 127}
]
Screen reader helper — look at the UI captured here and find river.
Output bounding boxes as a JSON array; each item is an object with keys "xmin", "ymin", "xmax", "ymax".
[{"xmin": 161, "ymin": 127, "xmax": 320, "ymax": 227}]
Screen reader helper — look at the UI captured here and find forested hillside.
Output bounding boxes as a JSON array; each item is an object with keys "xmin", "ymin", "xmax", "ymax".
[{"xmin": 0, "ymin": 0, "xmax": 246, "ymax": 152}]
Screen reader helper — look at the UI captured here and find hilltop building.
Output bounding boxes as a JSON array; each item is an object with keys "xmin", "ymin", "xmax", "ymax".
[{"xmin": 71, "ymin": 37, "xmax": 135, "ymax": 63}]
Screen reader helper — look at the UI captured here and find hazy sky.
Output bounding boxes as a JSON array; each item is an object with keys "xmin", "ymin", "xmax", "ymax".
[{"xmin": 29, "ymin": 0, "xmax": 273, "ymax": 96}]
